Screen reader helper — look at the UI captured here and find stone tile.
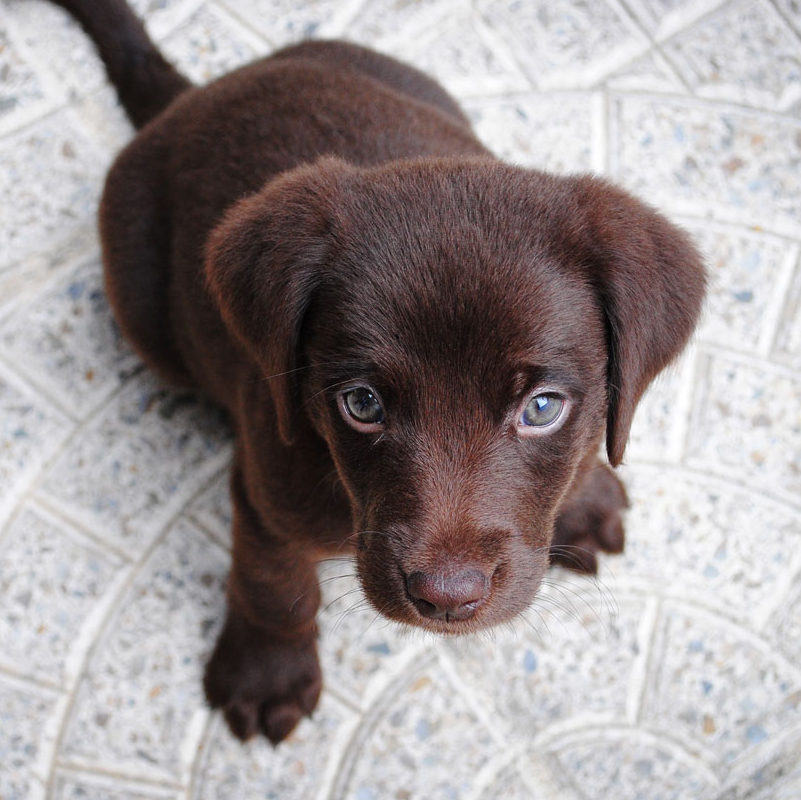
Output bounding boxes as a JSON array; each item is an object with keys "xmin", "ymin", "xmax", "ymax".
[
  {"xmin": 642, "ymin": 604, "xmax": 801, "ymax": 775},
  {"xmin": 688, "ymin": 223, "xmax": 797, "ymax": 355},
  {"xmin": 552, "ymin": 731, "xmax": 717, "ymax": 800},
  {"xmin": 477, "ymin": 0, "xmax": 648, "ymax": 89},
  {"xmin": 0, "ymin": 21, "xmax": 54, "ymax": 133},
  {"xmin": 59, "ymin": 518, "xmax": 228, "ymax": 785},
  {"xmin": 52, "ymin": 771, "xmax": 182, "ymax": 800},
  {"xmin": 767, "ymin": 569, "xmax": 801, "ymax": 665},
  {"xmin": 663, "ymin": 0, "xmax": 801, "ymax": 111},
  {"xmin": 773, "ymin": 0, "xmax": 801, "ymax": 37},
  {"xmin": 618, "ymin": 465, "xmax": 800, "ymax": 625},
  {"xmin": 39, "ymin": 374, "xmax": 233, "ymax": 557},
  {"xmin": 464, "ymin": 92, "xmax": 599, "ymax": 173},
  {"xmin": 611, "ymin": 96, "xmax": 801, "ymax": 237},
  {"xmin": 316, "ymin": 560, "xmax": 428, "ymax": 709},
  {"xmin": 392, "ymin": 10, "xmax": 531, "ymax": 99},
  {"xmin": 0, "ymin": 504, "xmax": 127, "ymax": 687},
  {"xmin": 0, "ymin": 674, "xmax": 65, "ymax": 800},
  {"xmin": 127, "ymin": 0, "xmax": 204, "ymax": 41},
  {"xmin": 186, "ymin": 468, "xmax": 232, "ymax": 549},
  {"xmin": 686, "ymin": 353, "xmax": 801, "ymax": 501},
  {"xmin": 221, "ymin": 0, "xmax": 361, "ymax": 46},
  {"xmin": 0, "ymin": 253, "xmax": 140, "ymax": 418},
  {"xmin": 341, "ymin": 0, "xmax": 450, "ymax": 51},
  {"xmin": 0, "ymin": 365, "xmax": 70, "ymax": 523},
  {"xmin": 773, "ymin": 255, "xmax": 801, "ymax": 366},
  {"xmin": 624, "ymin": 0, "xmax": 727, "ymax": 40},
  {"xmin": 476, "ymin": 763, "xmax": 551, "ymax": 800},
  {"xmin": 160, "ymin": 3, "xmax": 267, "ymax": 85},
  {"xmin": 335, "ymin": 661, "xmax": 501, "ymax": 799},
  {"xmin": 192, "ymin": 692, "xmax": 355, "ymax": 799},
  {"xmin": 624, "ymin": 347, "xmax": 695, "ymax": 463},
  {"xmin": 444, "ymin": 594, "xmax": 643, "ymax": 741},
  {"xmin": 0, "ymin": 109, "xmax": 108, "ymax": 272},
  {"xmin": 605, "ymin": 50, "xmax": 686, "ymax": 93}
]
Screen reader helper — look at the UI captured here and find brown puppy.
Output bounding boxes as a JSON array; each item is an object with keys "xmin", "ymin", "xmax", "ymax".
[{"xmin": 51, "ymin": 0, "xmax": 705, "ymax": 744}]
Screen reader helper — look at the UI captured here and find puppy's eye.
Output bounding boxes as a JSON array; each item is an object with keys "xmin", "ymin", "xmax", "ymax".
[
  {"xmin": 518, "ymin": 393, "xmax": 566, "ymax": 432},
  {"xmin": 339, "ymin": 386, "xmax": 385, "ymax": 431}
]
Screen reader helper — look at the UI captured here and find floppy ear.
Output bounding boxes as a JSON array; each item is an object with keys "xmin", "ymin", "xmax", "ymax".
[
  {"xmin": 205, "ymin": 158, "xmax": 349, "ymax": 445},
  {"xmin": 569, "ymin": 176, "xmax": 706, "ymax": 466}
]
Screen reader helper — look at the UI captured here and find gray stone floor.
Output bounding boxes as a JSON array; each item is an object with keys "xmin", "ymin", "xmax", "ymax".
[{"xmin": 1, "ymin": 0, "xmax": 800, "ymax": 797}]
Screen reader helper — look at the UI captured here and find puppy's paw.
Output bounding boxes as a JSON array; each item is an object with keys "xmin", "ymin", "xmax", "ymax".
[
  {"xmin": 203, "ymin": 616, "xmax": 322, "ymax": 745},
  {"xmin": 550, "ymin": 463, "xmax": 628, "ymax": 574}
]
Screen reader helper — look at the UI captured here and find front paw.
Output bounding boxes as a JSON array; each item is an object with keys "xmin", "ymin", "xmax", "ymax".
[
  {"xmin": 550, "ymin": 462, "xmax": 628, "ymax": 574},
  {"xmin": 203, "ymin": 615, "xmax": 322, "ymax": 744}
]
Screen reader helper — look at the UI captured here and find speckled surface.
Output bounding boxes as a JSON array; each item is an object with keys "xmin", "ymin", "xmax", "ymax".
[{"xmin": 0, "ymin": 0, "xmax": 799, "ymax": 797}]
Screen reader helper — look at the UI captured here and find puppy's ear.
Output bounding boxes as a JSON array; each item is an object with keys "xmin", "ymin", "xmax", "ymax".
[
  {"xmin": 205, "ymin": 158, "xmax": 348, "ymax": 445},
  {"xmin": 569, "ymin": 177, "xmax": 706, "ymax": 466}
]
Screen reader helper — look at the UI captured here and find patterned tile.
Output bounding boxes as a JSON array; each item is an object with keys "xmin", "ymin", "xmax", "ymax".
[
  {"xmin": 642, "ymin": 604, "xmax": 801, "ymax": 776},
  {"xmin": 39, "ymin": 374, "xmax": 233, "ymax": 557},
  {"xmin": 52, "ymin": 771, "xmax": 183, "ymax": 800},
  {"xmin": 477, "ymin": 0, "xmax": 648, "ymax": 88},
  {"xmin": 611, "ymin": 96, "xmax": 801, "ymax": 236},
  {"xmin": 624, "ymin": 0, "xmax": 728, "ymax": 40},
  {"xmin": 0, "ymin": 109, "xmax": 108, "ymax": 272},
  {"xmin": 464, "ymin": 92, "xmax": 600, "ymax": 173},
  {"xmin": 663, "ymin": 0, "xmax": 801, "ymax": 111},
  {"xmin": 0, "ymin": 253, "xmax": 140, "ymax": 418},
  {"xmin": 773, "ymin": 256, "xmax": 801, "ymax": 366},
  {"xmin": 686, "ymin": 353, "xmax": 801, "ymax": 501},
  {"xmin": 59, "ymin": 518, "xmax": 228, "ymax": 784},
  {"xmin": 0, "ymin": 674, "xmax": 65, "ymax": 800},
  {"xmin": 0, "ymin": 504, "xmax": 127, "ymax": 687}
]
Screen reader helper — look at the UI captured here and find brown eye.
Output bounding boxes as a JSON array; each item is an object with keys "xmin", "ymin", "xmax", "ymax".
[{"xmin": 339, "ymin": 386, "xmax": 385, "ymax": 430}]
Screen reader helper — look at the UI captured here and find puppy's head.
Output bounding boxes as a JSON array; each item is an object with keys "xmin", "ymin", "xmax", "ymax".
[{"xmin": 207, "ymin": 157, "xmax": 705, "ymax": 633}]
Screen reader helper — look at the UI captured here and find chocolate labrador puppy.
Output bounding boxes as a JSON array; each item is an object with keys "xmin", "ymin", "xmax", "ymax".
[{"xmin": 50, "ymin": 0, "xmax": 705, "ymax": 744}]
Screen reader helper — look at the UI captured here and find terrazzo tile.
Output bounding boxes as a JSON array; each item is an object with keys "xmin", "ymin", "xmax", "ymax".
[
  {"xmin": 611, "ymin": 96, "xmax": 801, "ymax": 236},
  {"xmin": 624, "ymin": 0, "xmax": 728, "ymax": 40},
  {"xmin": 689, "ymin": 223, "xmax": 798, "ymax": 355},
  {"xmin": 0, "ymin": 108, "xmax": 109, "ymax": 271},
  {"xmin": 685, "ymin": 353, "xmax": 801, "ymax": 500},
  {"xmin": 186, "ymin": 469, "xmax": 232, "ymax": 549},
  {"xmin": 617, "ymin": 466, "xmax": 800, "ymax": 624},
  {"xmin": 0, "ymin": 365, "xmax": 71, "ymax": 523},
  {"xmin": 476, "ymin": 0, "xmax": 648, "ymax": 89},
  {"xmin": 663, "ymin": 0, "xmax": 801, "ymax": 111},
  {"xmin": 220, "ymin": 0, "xmax": 362, "ymax": 45},
  {"xmin": 772, "ymin": 256, "xmax": 801, "ymax": 365},
  {"xmin": 766, "ymin": 568, "xmax": 801, "ymax": 665},
  {"xmin": 391, "ymin": 10, "xmax": 531, "ymax": 98},
  {"xmin": 476, "ymin": 762, "xmax": 552, "ymax": 800},
  {"xmin": 0, "ymin": 253, "xmax": 140, "ymax": 418},
  {"xmin": 160, "ymin": 3, "xmax": 267, "ymax": 85},
  {"xmin": 316, "ymin": 561, "xmax": 428, "ymax": 709},
  {"xmin": 192, "ymin": 692, "xmax": 355, "ymax": 800},
  {"xmin": 444, "ymin": 595, "xmax": 643, "ymax": 742},
  {"xmin": 334, "ymin": 662, "xmax": 501, "ymax": 800},
  {"xmin": 0, "ymin": 21, "xmax": 54, "ymax": 132},
  {"xmin": 0, "ymin": 674, "xmax": 65, "ymax": 800},
  {"xmin": 551, "ymin": 731, "xmax": 717, "ymax": 800},
  {"xmin": 52, "ymin": 771, "xmax": 183, "ymax": 800},
  {"xmin": 464, "ymin": 92, "xmax": 599, "ymax": 173},
  {"xmin": 641, "ymin": 604, "xmax": 801, "ymax": 774},
  {"xmin": 605, "ymin": 50, "xmax": 686, "ymax": 93},
  {"xmin": 127, "ymin": 0, "xmax": 205, "ymax": 40},
  {"xmin": 338, "ymin": 0, "xmax": 450, "ymax": 51},
  {"xmin": 0, "ymin": 504, "xmax": 127, "ymax": 686},
  {"xmin": 59, "ymin": 518, "xmax": 228, "ymax": 784},
  {"xmin": 773, "ymin": 0, "xmax": 801, "ymax": 36},
  {"xmin": 39, "ymin": 374, "xmax": 233, "ymax": 557}
]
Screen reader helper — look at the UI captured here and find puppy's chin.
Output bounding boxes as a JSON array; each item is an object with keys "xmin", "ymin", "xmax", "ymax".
[{"xmin": 354, "ymin": 541, "xmax": 550, "ymax": 635}]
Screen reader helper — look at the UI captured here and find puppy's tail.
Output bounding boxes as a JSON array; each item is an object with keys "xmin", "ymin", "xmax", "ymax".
[{"xmin": 50, "ymin": 0, "xmax": 191, "ymax": 128}]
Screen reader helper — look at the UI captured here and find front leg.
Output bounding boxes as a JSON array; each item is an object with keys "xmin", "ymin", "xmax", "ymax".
[
  {"xmin": 550, "ymin": 458, "xmax": 628, "ymax": 574},
  {"xmin": 203, "ymin": 465, "xmax": 322, "ymax": 744}
]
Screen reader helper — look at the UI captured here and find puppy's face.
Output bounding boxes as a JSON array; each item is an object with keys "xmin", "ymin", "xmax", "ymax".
[
  {"xmin": 206, "ymin": 157, "xmax": 705, "ymax": 634},
  {"xmin": 299, "ymin": 177, "xmax": 608, "ymax": 632}
]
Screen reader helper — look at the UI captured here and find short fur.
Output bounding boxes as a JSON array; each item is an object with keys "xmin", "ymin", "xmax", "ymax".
[{"xmin": 50, "ymin": 0, "xmax": 705, "ymax": 744}]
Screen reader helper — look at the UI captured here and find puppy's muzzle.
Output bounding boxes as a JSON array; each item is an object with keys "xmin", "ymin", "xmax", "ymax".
[{"xmin": 405, "ymin": 566, "xmax": 490, "ymax": 622}]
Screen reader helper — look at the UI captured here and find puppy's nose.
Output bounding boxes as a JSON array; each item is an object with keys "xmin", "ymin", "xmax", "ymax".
[{"xmin": 406, "ymin": 568, "xmax": 490, "ymax": 621}]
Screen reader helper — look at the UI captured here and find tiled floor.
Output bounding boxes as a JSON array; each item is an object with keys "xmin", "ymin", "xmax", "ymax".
[{"xmin": 1, "ymin": 0, "xmax": 800, "ymax": 797}]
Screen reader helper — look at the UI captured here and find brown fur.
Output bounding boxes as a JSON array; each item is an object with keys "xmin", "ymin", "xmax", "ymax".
[{"xmin": 50, "ymin": 0, "xmax": 705, "ymax": 744}]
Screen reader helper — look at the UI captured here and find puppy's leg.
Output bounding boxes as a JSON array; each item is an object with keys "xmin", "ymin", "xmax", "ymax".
[
  {"xmin": 550, "ymin": 458, "xmax": 628, "ymax": 574},
  {"xmin": 204, "ymin": 465, "xmax": 322, "ymax": 744}
]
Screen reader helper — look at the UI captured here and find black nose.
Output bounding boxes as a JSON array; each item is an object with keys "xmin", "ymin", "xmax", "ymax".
[{"xmin": 406, "ymin": 567, "xmax": 490, "ymax": 621}]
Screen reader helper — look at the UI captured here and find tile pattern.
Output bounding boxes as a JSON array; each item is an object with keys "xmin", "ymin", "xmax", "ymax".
[{"xmin": 0, "ymin": 0, "xmax": 799, "ymax": 798}]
